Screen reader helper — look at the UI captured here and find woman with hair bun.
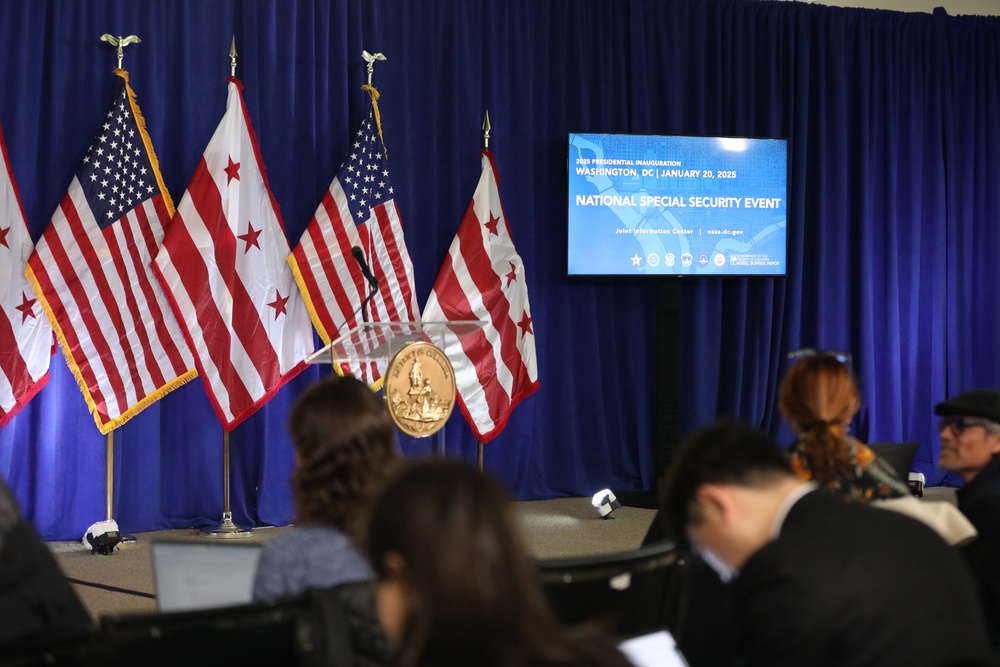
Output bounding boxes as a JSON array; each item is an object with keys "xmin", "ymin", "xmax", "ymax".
[{"xmin": 778, "ymin": 352, "xmax": 907, "ymax": 502}]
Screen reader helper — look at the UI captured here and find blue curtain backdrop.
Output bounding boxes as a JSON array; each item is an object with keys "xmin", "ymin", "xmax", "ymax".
[{"xmin": 0, "ymin": 0, "xmax": 997, "ymax": 539}]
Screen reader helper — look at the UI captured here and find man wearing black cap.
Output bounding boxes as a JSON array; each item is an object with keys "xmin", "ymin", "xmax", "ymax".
[{"xmin": 936, "ymin": 388, "xmax": 1000, "ymax": 651}]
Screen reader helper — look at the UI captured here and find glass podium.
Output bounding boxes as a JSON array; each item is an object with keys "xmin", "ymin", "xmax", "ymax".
[{"xmin": 305, "ymin": 320, "xmax": 484, "ymax": 455}]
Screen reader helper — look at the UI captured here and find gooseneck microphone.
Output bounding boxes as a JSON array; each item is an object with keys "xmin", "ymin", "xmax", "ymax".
[
  {"xmin": 351, "ymin": 246, "xmax": 380, "ymax": 324},
  {"xmin": 351, "ymin": 246, "xmax": 380, "ymax": 291}
]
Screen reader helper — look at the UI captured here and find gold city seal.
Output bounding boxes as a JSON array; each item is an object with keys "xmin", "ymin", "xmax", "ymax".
[{"xmin": 385, "ymin": 341, "xmax": 456, "ymax": 437}]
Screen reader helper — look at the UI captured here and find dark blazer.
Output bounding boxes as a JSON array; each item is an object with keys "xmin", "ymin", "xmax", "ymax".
[
  {"xmin": 735, "ymin": 489, "xmax": 992, "ymax": 667},
  {"xmin": 957, "ymin": 454, "xmax": 1000, "ymax": 651}
]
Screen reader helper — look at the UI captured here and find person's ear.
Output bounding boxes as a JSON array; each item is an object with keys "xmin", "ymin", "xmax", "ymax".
[
  {"xmin": 986, "ymin": 431, "xmax": 1000, "ymax": 455},
  {"xmin": 695, "ymin": 484, "xmax": 735, "ymax": 525}
]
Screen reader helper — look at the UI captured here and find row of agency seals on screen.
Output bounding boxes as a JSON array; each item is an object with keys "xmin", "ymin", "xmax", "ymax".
[{"xmin": 629, "ymin": 252, "xmax": 779, "ymax": 269}]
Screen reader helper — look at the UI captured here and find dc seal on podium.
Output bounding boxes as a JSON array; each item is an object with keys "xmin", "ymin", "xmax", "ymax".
[{"xmin": 384, "ymin": 341, "xmax": 456, "ymax": 437}]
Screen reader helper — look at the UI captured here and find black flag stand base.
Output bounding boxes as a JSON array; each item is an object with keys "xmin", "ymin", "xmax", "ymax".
[{"xmin": 200, "ymin": 431, "xmax": 253, "ymax": 539}]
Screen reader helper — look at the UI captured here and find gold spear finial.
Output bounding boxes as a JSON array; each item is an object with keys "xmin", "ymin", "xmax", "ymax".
[
  {"xmin": 482, "ymin": 110, "xmax": 492, "ymax": 149},
  {"xmin": 230, "ymin": 35, "xmax": 238, "ymax": 77},
  {"xmin": 362, "ymin": 50, "xmax": 386, "ymax": 86},
  {"xmin": 100, "ymin": 34, "xmax": 141, "ymax": 70}
]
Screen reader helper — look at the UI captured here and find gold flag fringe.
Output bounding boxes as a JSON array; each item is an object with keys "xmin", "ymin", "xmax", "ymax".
[
  {"xmin": 116, "ymin": 69, "xmax": 177, "ymax": 217},
  {"xmin": 24, "ymin": 265, "xmax": 197, "ymax": 434}
]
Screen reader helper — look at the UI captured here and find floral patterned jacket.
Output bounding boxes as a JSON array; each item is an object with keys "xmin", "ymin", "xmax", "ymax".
[{"xmin": 788, "ymin": 436, "xmax": 909, "ymax": 504}]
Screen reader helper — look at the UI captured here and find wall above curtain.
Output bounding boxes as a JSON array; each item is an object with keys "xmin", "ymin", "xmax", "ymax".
[{"xmin": 0, "ymin": 0, "xmax": 998, "ymax": 539}]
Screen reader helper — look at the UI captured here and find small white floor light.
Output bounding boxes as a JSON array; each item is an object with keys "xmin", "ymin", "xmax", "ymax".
[{"xmin": 592, "ymin": 489, "xmax": 622, "ymax": 519}]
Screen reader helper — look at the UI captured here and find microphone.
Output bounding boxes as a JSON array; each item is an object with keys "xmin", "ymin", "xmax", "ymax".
[{"xmin": 351, "ymin": 246, "xmax": 380, "ymax": 291}]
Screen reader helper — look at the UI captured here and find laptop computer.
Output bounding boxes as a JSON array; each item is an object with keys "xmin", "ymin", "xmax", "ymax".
[{"xmin": 150, "ymin": 540, "xmax": 263, "ymax": 612}]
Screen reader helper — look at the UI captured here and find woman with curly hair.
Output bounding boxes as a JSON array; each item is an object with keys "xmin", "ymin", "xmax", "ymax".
[
  {"xmin": 363, "ymin": 459, "xmax": 633, "ymax": 667},
  {"xmin": 253, "ymin": 375, "xmax": 400, "ymax": 600},
  {"xmin": 778, "ymin": 351, "xmax": 908, "ymax": 503}
]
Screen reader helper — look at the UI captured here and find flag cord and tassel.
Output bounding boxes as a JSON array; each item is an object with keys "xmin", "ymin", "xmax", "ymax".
[
  {"xmin": 361, "ymin": 50, "xmax": 388, "ymax": 150},
  {"xmin": 201, "ymin": 430, "xmax": 253, "ymax": 538},
  {"xmin": 478, "ymin": 440, "xmax": 484, "ymax": 473}
]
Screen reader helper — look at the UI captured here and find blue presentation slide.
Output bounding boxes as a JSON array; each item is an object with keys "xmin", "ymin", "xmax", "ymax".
[{"xmin": 568, "ymin": 133, "xmax": 787, "ymax": 276}]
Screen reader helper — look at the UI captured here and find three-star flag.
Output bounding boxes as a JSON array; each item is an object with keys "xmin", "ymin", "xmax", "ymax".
[
  {"xmin": 422, "ymin": 150, "xmax": 538, "ymax": 443},
  {"xmin": 0, "ymin": 122, "xmax": 52, "ymax": 428},
  {"xmin": 153, "ymin": 77, "xmax": 313, "ymax": 431}
]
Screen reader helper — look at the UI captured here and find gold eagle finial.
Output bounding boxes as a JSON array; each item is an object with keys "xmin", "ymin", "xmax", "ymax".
[
  {"xmin": 100, "ymin": 34, "xmax": 142, "ymax": 69},
  {"xmin": 362, "ymin": 50, "xmax": 386, "ymax": 86}
]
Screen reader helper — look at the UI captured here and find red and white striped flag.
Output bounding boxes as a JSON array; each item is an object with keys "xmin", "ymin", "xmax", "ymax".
[
  {"xmin": 154, "ymin": 78, "xmax": 313, "ymax": 431},
  {"xmin": 0, "ymin": 122, "xmax": 52, "ymax": 428},
  {"xmin": 25, "ymin": 71, "xmax": 196, "ymax": 433},
  {"xmin": 288, "ymin": 86, "xmax": 419, "ymax": 387},
  {"xmin": 422, "ymin": 150, "xmax": 538, "ymax": 443}
]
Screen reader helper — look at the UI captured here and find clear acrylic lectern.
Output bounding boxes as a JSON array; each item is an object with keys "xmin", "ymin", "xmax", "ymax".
[{"xmin": 305, "ymin": 320, "xmax": 484, "ymax": 455}]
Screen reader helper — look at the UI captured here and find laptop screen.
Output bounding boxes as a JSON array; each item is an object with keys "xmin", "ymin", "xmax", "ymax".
[
  {"xmin": 618, "ymin": 630, "xmax": 689, "ymax": 667},
  {"xmin": 151, "ymin": 541, "xmax": 263, "ymax": 612},
  {"xmin": 866, "ymin": 442, "xmax": 919, "ymax": 483}
]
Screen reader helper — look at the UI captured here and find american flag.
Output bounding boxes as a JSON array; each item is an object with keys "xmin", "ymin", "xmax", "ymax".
[
  {"xmin": 154, "ymin": 78, "xmax": 313, "ymax": 431},
  {"xmin": 422, "ymin": 150, "xmax": 538, "ymax": 443},
  {"xmin": 25, "ymin": 71, "xmax": 196, "ymax": 433},
  {"xmin": 0, "ymin": 122, "xmax": 52, "ymax": 428},
  {"xmin": 289, "ymin": 90, "xmax": 419, "ymax": 387}
]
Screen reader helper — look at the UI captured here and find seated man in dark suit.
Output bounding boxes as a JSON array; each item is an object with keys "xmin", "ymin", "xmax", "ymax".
[
  {"xmin": 936, "ymin": 389, "xmax": 1000, "ymax": 652},
  {"xmin": 662, "ymin": 419, "xmax": 992, "ymax": 667}
]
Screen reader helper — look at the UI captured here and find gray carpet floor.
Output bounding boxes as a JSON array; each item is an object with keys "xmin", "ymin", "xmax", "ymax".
[
  {"xmin": 50, "ymin": 498, "xmax": 658, "ymax": 621},
  {"xmin": 50, "ymin": 488, "xmax": 959, "ymax": 621}
]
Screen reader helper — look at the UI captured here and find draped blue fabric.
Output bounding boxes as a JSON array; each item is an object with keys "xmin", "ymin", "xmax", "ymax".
[
  {"xmin": 632, "ymin": 2, "xmax": 1000, "ymax": 488},
  {"xmin": 0, "ymin": 0, "xmax": 997, "ymax": 539}
]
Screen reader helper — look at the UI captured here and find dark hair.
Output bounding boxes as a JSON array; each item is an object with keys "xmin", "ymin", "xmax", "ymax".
[
  {"xmin": 364, "ymin": 459, "xmax": 631, "ymax": 667},
  {"xmin": 288, "ymin": 375, "xmax": 399, "ymax": 532},
  {"xmin": 778, "ymin": 355, "xmax": 860, "ymax": 485},
  {"xmin": 663, "ymin": 420, "xmax": 794, "ymax": 544}
]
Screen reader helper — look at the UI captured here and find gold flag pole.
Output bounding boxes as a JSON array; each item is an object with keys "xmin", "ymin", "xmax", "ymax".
[
  {"xmin": 201, "ymin": 430, "xmax": 252, "ymax": 538},
  {"xmin": 104, "ymin": 430, "xmax": 137, "ymax": 544},
  {"xmin": 106, "ymin": 431, "xmax": 113, "ymax": 521},
  {"xmin": 476, "ymin": 110, "xmax": 491, "ymax": 472},
  {"xmin": 202, "ymin": 38, "xmax": 251, "ymax": 538},
  {"xmin": 85, "ymin": 34, "xmax": 144, "ymax": 553}
]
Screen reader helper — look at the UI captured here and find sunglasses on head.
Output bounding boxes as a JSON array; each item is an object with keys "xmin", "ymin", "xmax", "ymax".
[
  {"xmin": 788, "ymin": 348, "xmax": 853, "ymax": 367},
  {"xmin": 938, "ymin": 416, "xmax": 995, "ymax": 435}
]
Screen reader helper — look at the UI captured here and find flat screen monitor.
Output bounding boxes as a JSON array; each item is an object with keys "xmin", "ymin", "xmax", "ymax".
[
  {"xmin": 568, "ymin": 133, "xmax": 787, "ymax": 276},
  {"xmin": 151, "ymin": 540, "xmax": 262, "ymax": 612}
]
